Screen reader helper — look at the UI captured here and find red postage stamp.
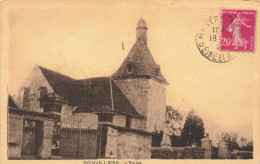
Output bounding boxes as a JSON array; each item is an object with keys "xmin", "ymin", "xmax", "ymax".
[{"xmin": 220, "ymin": 9, "xmax": 257, "ymax": 52}]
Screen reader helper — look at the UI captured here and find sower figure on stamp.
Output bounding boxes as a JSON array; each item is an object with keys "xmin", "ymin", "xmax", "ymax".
[{"xmin": 227, "ymin": 13, "xmax": 252, "ymax": 49}]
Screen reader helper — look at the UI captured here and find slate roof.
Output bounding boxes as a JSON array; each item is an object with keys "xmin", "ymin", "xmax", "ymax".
[
  {"xmin": 113, "ymin": 41, "xmax": 168, "ymax": 84},
  {"xmin": 39, "ymin": 66, "xmax": 75, "ymax": 102},
  {"xmin": 38, "ymin": 66, "xmax": 142, "ymax": 118},
  {"xmin": 8, "ymin": 95, "xmax": 19, "ymax": 109}
]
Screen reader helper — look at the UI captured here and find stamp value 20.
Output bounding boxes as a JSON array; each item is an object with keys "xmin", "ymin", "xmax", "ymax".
[{"xmin": 220, "ymin": 9, "xmax": 257, "ymax": 52}]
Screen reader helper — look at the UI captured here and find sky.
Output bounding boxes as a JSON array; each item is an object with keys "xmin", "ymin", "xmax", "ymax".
[{"xmin": 5, "ymin": 0, "xmax": 260, "ymax": 144}]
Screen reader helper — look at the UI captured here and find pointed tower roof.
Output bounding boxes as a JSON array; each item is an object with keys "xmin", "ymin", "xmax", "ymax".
[{"xmin": 113, "ymin": 19, "xmax": 168, "ymax": 84}]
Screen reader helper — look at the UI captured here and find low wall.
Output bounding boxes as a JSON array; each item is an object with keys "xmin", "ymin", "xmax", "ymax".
[
  {"xmin": 104, "ymin": 124, "xmax": 152, "ymax": 159},
  {"xmin": 228, "ymin": 151, "xmax": 253, "ymax": 159},
  {"xmin": 8, "ymin": 109, "xmax": 54, "ymax": 159},
  {"xmin": 151, "ymin": 146, "xmax": 206, "ymax": 159},
  {"xmin": 8, "ymin": 114, "xmax": 23, "ymax": 159}
]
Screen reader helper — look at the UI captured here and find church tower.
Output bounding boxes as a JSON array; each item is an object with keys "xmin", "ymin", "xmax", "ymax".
[{"xmin": 113, "ymin": 18, "xmax": 168, "ymax": 132}]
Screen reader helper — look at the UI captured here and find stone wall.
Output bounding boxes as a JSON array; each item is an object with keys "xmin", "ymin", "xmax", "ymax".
[
  {"xmin": 114, "ymin": 78, "xmax": 166, "ymax": 132},
  {"xmin": 8, "ymin": 110, "xmax": 54, "ymax": 159},
  {"xmin": 61, "ymin": 104, "xmax": 98, "ymax": 129},
  {"xmin": 104, "ymin": 125, "xmax": 152, "ymax": 159},
  {"xmin": 151, "ymin": 147, "xmax": 206, "ymax": 159},
  {"xmin": 113, "ymin": 114, "xmax": 146, "ymax": 131},
  {"xmin": 228, "ymin": 151, "xmax": 253, "ymax": 159},
  {"xmin": 114, "ymin": 78, "xmax": 149, "ymax": 118},
  {"xmin": 147, "ymin": 79, "xmax": 166, "ymax": 132},
  {"xmin": 113, "ymin": 115, "xmax": 126, "ymax": 127},
  {"xmin": 201, "ymin": 134, "xmax": 212, "ymax": 159},
  {"xmin": 218, "ymin": 141, "xmax": 228, "ymax": 159},
  {"xmin": 61, "ymin": 105, "xmax": 145, "ymax": 130},
  {"xmin": 41, "ymin": 119, "xmax": 54, "ymax": 158},
  {"xmin": 130, "ymin": 117, "xmax": 146, "ymax": 130},
  {"xmin": 8, "ymin": 113, "xmax": 23, "ymax": 159}
]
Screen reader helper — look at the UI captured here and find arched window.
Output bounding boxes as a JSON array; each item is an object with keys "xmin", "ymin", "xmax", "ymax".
[
  {"xmin": 39, "ymin": 87, "xmax": 47, "ymax": 108},
  {"xmin": 20, "ymin": 87, "xmax": 30, "ymax": 109}
]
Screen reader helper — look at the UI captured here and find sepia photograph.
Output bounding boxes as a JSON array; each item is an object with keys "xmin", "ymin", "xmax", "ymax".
[{"xmin": 1, "ymin": 0, "xmax": 260, "ymax": 163}]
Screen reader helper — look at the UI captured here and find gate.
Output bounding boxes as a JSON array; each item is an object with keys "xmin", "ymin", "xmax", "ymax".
[
  {"xmin": 21, "ymin": 119, "xmax": 44, "ymax": 157},
  {"xmin": 59, "ymin": 120, "xmax": 100, "ymax": 159}
]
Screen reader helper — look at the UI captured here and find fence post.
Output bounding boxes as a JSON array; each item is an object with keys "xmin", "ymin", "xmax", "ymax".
[
  {"xmin": 201, "ymin": 133, "xmax": 212, "ymax": 159},
  {"xmin": 95, "ymin": 107, "xmax": 116, "ymax": 158},
  {"xmin": 78, "ymin": 119, "xmax": 81, "ymax": 159},
  {"xmin": 218, "ymin": 141, "xmax": 228, "ymax": 159}
]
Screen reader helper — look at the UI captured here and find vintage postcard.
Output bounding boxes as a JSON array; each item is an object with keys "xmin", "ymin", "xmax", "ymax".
[{"xmin": 0, "ymin": 0, "xmax": 260, "ymax": 164}]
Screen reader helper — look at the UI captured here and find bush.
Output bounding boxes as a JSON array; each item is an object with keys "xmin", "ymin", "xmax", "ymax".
[{"xmin": 170, "ymin": 135, "xmax": 184, "ymax": 147}]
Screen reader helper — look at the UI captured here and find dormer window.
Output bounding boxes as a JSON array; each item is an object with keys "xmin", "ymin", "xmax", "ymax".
[
  {"xmin": 126, "ymin": 64, "xmax": 134, "ymax": 74},
  {"xmin": 39, "ymin": 87, "xmax": 47, "ymax": 108},
  {"xmin": 156, "ymin": 69, "xmax": 159, "ymax": 76}
]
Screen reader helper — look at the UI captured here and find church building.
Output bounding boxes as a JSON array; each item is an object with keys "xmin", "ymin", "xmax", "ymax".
[{"xmin": 10, "ymin": 18, "xmax": 168, "ymax": 159}]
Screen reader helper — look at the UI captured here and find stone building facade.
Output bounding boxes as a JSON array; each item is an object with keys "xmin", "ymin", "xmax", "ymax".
[{"xmin": 8, "ymin": 95, "xmax": 54, "ymax": 159}]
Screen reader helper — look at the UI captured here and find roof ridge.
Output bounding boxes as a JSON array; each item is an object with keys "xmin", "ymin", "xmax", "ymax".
[
  {"xmin": 76, "ymin": 76, "xmax": 109, "ymax": 81},
  {"xmin": 38, "ymin": 65, "xmax": 75, "ymax": 80}
]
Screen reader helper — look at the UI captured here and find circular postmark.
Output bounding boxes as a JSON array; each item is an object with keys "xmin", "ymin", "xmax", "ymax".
[{"xmin": 196, "ymin": 15, "xmax": 236, "ymax": 63}]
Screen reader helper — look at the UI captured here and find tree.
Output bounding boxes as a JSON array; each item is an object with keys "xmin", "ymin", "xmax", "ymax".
[
  {"xmin": 165, "ymin": 106, "xmax": 184, "ymax": 146},
  {"xmin": 219, "ymin": 132, "xmax": 239, "ymax": 151},
  {"xmin": 165, "ymin": 106, "xmax": 183, "ymax": 136},
  {"xmin": 239, "ymin": 137, "xmax": 253, "ymax": 151},
  {"xmin": 219, "ymin": 132, "xmax": 253, "ymax": 151},
  {"xmin": 181, "ymin": 109, "xmax": 205, "ymax": 146}
]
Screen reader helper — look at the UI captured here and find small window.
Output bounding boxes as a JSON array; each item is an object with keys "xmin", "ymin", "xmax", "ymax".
[
  {"xmin": 23, "ymin": 88, "xmax": 30, "ymax": 102},
  {"xmin": 126, "ymin": 116, "xmax": 131, "ymax": 128},
  {"xmin": 20, "ymin": 87, "xmax": 30, "ymax": 109},
  {"xmin": 155, "ymin": 65, "xmax": 160, "ymax": 76},
  {"xmin": 39, "ymin": 87, "xmax": 47, "ymax": 108},
  {"xmin": 126, "ymin": 64, "xmax": 134, "ymax": 74},
  {"xmin": 156, "ymin": 70, "xmax": 159, "ymax": 76}
]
